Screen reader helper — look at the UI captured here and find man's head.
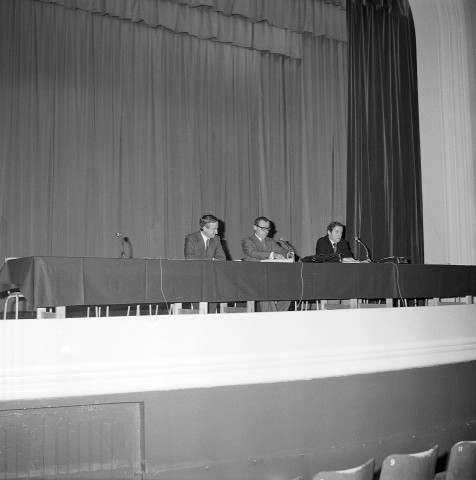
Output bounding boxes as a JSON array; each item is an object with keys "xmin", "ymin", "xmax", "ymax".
[
  {"xmin": 200, "ymin": 214, "xmax": 219, "ymax": 239},
  {"xmin": 253, "ymin": 216, "xmax": 271, "ymax": 240},
  {"xmin": 327, "ymin": 221, "xmax": 344, "ymax": 244}
]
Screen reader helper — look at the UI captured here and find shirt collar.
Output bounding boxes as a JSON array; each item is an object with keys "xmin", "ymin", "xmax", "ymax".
[{"xmin": 255, "ymin": 233, "xmax": 266, "ymax": 243}]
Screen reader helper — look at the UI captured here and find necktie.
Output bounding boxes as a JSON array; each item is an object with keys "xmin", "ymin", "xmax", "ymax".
[
  {"xmin": 332, "ymin": 242, "xmax": 337, "ymax": 253},
  {"xmin": 205, "ymin": 238, "xmax": 210, "ymax": 255}
]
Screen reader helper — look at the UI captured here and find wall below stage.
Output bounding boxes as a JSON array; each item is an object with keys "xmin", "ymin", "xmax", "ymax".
[
  {"xmin": 2, "ymin": 305, "xmax": 476, "ymax": 401},
  {"xmin": 2, "ymin": 305, "xmax": 475, "ymax": 478},
  {"xmin": 3, "ymin": 361, "xmax": 476, "ymax": 480}
]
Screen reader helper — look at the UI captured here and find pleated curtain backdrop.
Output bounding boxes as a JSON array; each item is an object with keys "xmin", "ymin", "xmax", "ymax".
[{"xmin": 0, "ymin": 0, "xmax": 348, "ymax": 261}]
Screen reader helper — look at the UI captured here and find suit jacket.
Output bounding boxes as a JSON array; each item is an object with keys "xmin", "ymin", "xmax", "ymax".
[
  {"xmin": 242, "ymin": 234, "xmax": 289, "ymax": 262},
  {"xmin": 315, "ymin": 235, "xmax": 353, "ymax": 258},
  {"xmin": 184, "ymin": 231, "xmax": 226, "ymax": 260}
]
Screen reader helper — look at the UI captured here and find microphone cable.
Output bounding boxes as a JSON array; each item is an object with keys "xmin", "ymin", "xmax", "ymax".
[
  {"xmin": 294, "ymin": 260, "xmax": 305, "ymax": 310},
  {"xmin": 390, "ymin": 262, "xmax": 405, "ymax": 306},
  {"xmin": 157, "ymin": 257, "xmax": 170, "ymax": 314}
]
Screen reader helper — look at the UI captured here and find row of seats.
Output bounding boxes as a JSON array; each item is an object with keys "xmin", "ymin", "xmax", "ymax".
[{"xmin": 306, "ymin": 441, "xmax": 475, "ymax": 480}]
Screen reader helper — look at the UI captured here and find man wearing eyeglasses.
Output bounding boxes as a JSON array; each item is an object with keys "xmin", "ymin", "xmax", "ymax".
[
  {"xmin": 242, "ymin": 216, "xmax": 292, "ymax": 312},
  {"xmin": 242, "ymin": 217, "xmax": 290, "ymax": 261}
]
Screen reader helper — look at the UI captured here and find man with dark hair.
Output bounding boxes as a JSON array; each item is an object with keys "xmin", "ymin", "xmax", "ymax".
[
  {"xmin": 184, "ymin": 214, "xmax": 226, "ymax": 260},
  {"xmin": 315, "ymin": 221, "xmax": 353, "ymax": 258},
  {"xmin": 242, "ymin": 216, "xmax": 292, "ymax": 312},
  {"xmin": 242, "ymin": 216, "xmax": 291, "ymax": 262}
]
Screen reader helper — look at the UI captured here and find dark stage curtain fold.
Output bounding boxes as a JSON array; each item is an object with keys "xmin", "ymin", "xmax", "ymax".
[{"xmin": 346, "ymin": 0, "xmax": 424, "ymax": 263}]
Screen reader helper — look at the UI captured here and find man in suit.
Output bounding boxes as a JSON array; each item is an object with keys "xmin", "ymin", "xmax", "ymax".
[
  {"xmin": 242, "ymin": 216, "xmax": 293, "ymax": 312},
  {"xmin": 315, "ymin": 221, "xmax": 353, "ymax": 258},
  {"xmin": 184, "ymin": 214, "xmax": 226, "ymax": 313},
  {"xmin": 184, "ymin": 214, "xmax": 226, "ymax": 260}
]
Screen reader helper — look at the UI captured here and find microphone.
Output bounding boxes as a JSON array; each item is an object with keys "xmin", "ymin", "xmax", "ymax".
[
  {"xmin": 278, "ymin": 238, "xmax": 295, "ymax": 259},
  {"xmin": 354, "ymin": 236, "xmax": 372, "ymax": 262},
  {"xmin": 116, "ymin": 232, "xmax": 126, "ymax": 259},
  {"xmin": 278, "ymin": 238, "xmax": 291, "ymax": 249}
]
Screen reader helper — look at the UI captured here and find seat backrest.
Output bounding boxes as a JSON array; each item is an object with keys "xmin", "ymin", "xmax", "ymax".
[
  {"xmin": 380, "ymin": 446, "xmax": 438, "ymax": 480},
  {"xmin": 313, "ymin": 458, "xmax": 375, "ymax": 480},
  {"xmin": 446, "ymin": 441, "xmax": 476, "ymax": 480}
]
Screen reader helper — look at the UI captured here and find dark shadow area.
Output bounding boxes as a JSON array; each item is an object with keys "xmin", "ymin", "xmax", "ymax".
[{"xmin": 218, "ymin": 220, "xmax": 233, "ymax": 260}]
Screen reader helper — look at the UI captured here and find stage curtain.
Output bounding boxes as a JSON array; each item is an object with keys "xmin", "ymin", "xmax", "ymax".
[
  {"xmin": 35, "ymin": 0, "xmax": 347, "ymax": 56},
  {"xmin": 346, "ymin": 0, "xmax": 424, "ymax": 263},
  {"xmin": 0, "ymin": 0, "xmax": 347, "ymax": 261}
]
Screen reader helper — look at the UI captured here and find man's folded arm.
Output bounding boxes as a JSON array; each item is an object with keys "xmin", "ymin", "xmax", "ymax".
[{"xmin": 242, "ymin": 238, "xmax": 271, "ymax": 260}]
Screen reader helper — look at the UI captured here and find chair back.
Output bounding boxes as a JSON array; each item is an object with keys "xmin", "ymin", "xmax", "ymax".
[
  {"xmin": 380, "ymin": 445, "xmax": 438, "ymax": 480},
  {"xmin": 313, "ymin": 458, "xmax": 375, "ymax": 480},
  {"xmin": 446, "ymin": 441, "xmax": 476, "ymax": 480}
]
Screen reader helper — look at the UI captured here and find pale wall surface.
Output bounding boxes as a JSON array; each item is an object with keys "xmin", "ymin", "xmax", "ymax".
[
  {"xmin": 409, "ymin": 0, "xmax": 476, "ymax": 265},
  {"xmin": 2, "ymin": 305, "xmax": 476, "ymax": 401},
  {"xmin": 465, "ymin": 0, "xmax": 476, "ymax": 204}
]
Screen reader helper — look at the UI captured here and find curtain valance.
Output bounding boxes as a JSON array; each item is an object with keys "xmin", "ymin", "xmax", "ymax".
[
  {"xmin": 176, "ymin": 0, "xmax": 346, "ymax": 34},
  {"xmin": 35, "ymin": 0, "xmax": 347, "ymax": 58},
  {"xmin": 348, "ymin": 0, "xmax": 410, "ymax": 17}
]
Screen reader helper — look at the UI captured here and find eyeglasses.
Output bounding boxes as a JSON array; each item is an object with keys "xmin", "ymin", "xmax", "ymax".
[{"xmin": 255, "ymin": 225, "xmax": 271, "ymax": 231}]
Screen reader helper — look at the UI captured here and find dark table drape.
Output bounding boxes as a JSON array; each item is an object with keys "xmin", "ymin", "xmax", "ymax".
[{"xmin": 0, "ymin": 257, "xmax": 475, "ymax": 308}]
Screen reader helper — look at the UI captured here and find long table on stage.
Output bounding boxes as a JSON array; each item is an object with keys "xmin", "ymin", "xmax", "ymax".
[{"xmin": 1, "ymin": 257, "xmax": 475, "ymax": 312}]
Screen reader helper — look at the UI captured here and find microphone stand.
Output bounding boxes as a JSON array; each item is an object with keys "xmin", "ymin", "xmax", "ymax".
[
  {"xmin": 354, "ymin": 237, "xmax": 372, "ymax": 263},
  {"xmin": 279, "ymin": 238, "xmax": 295, "ymax": 259},
  {"xmin": 116, "ymin": 232, "xmax": 126, "ymax": 259}
]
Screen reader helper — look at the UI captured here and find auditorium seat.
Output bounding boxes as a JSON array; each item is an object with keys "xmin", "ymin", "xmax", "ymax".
[
  {"xmin": 313, "ymin": 458, "xmax": 375, "ymax": 480},
  {"xmin": 434, "ymin": 440, "xmax": 476, "ymax": 480},
  {"xmin": 380, "ymin": 445, "xmax": 438, "ymax": 480}
]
